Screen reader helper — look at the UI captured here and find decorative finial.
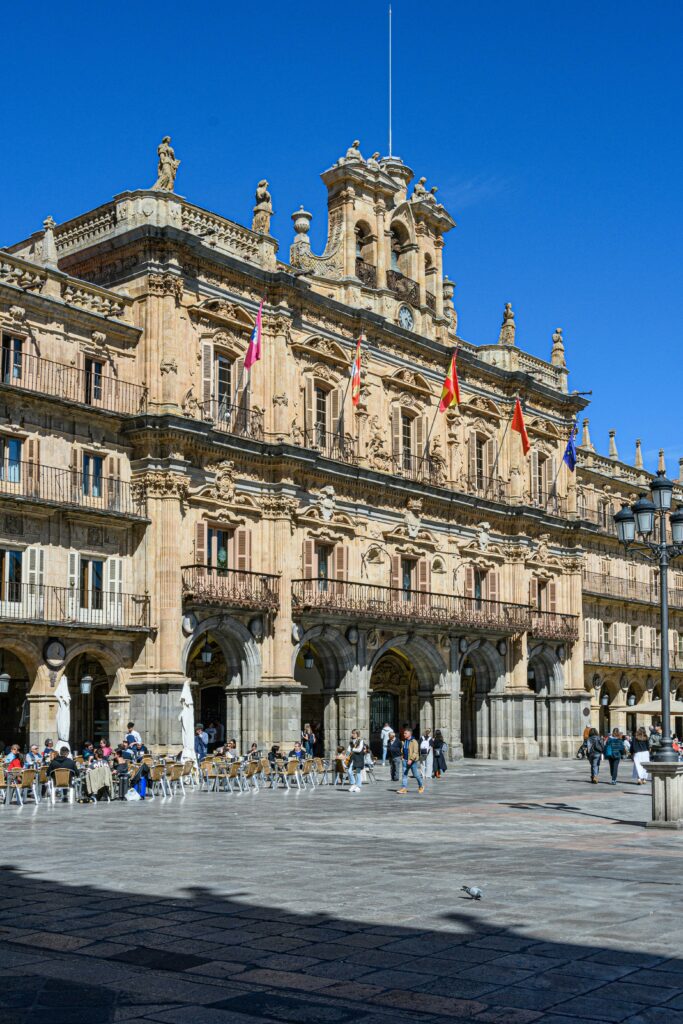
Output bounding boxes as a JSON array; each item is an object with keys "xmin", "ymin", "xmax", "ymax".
[
  {"xmin": 658, "ymin": 448, "xmax": 666, "ymax": 474},
  {"xmin": 252, "ymin": 179, "xmax": 273, "ymax": 235},
  {"xmin": 498, "ymin": 303, "xmax": 516, "ymax": 346},
  {"xmin": 634, "ymin": 439, "xmax": 643, "ymax": 470},
  {"xmin": 42, "ymin": 215, "xmax": 58, "ymax": 268},
  {"xmin": 609, "ymin": 430, "xmax": 618, "ymax": 460},
  {"xmin": 550, "ymin": 327, "xmax": 566, "ymax": 368},
  {"xmin": 581, "ymin": 418, "xmax": 594, "ymax": 451},
  {"xmin": 290, "ymin": 206, "xmax": 312, "ymax": 262},
  {"xmin": 152, "ymin": 136, "xmax": 180, "ymax": 192}
]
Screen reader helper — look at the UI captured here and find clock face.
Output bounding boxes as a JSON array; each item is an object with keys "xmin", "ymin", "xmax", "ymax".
[
  {"xmin": 44, "ymin": 639, "xmax": 66, "ymax": 668},
  {"xmin": 398, "ymin": 305, "xmax": 414, "ymax": 330}
]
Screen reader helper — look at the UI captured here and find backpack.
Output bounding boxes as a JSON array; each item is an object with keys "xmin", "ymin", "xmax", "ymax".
[{"xmin": 589, "ymin": 736, "xmax": 604, "ymax": 756}]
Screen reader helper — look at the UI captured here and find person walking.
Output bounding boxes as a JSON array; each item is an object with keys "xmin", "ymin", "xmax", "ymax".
[
  {"xmin": 387, "ymin": 731, "xmax": 402, "ymax": 781},
  {"xmin": 604, "ymin": 728, "xmax": 626, "ymax": 784},
  {"xmin": 433, "ymin": 730, "xmax": 448, "ymax": 778},
  {"xmin": 585, "ymin": 728, "xmax": 604, "ymax": 783},
  {"xmin": 397, "ymin": 727, "xmax": 424, "ymax": 795},
  {"xmin": 346, "ymin": 729, "xmax": 365, "ymax": 793},
  {"xmin": 380, "ymin": 722, "xmax": 394, "ymax": 764},
  {"xmin": 420, "ymin": 728, "xmax": 434, "ymax": 781},
  {"xmin": 631, "ymin": 727, "xmax": 651, "ymax": 785}
]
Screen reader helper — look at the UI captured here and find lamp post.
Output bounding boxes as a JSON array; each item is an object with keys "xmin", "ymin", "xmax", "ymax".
[{"xmin": 614, "ymin": 471, "xmax": 683, "ymax": 827}]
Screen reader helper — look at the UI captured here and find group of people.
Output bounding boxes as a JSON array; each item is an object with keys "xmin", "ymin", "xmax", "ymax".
[
  {"xmin": 332, "ymin": 725, "xmax": 448, "ymax": 794},
  {"xmin": 380, "ymin": 724, "xmax": 448, "ymax": 784},
  {"xmin": 582, "ymin": 724, "xmax": 676, "ymax": 784}
]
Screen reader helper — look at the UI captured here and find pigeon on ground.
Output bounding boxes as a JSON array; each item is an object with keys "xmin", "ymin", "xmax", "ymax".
[{"xmin": 461, "ymin": 885, "xmax": 483, "ymax": 900}]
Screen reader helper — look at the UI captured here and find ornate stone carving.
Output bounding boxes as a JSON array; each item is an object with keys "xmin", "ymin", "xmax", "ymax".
[
  {"xmin": 149, "ymin": 273, "xmax": 183, "ymax": 305},
  {"xmin": 498, "ymin": 302, "xmax": 516, "ymax": 346},
  {"xmin": 367, "ymin": 415, "xmax": 390, "ymax": 471},
  {"xmin": 551, "ymin": 327, "xmax": 566, "ymax": 368},
  {"xmin": 289, "ymin": 208, "xmax": 344, "ymax": 279},
  {"xmin": 87, "ymin": 526, "xmax": 105, "ymax": 547},
  {"xmin": 4, "ymin": 514, "xmax": 23, "ymax": 536},
  {"xmin": 152, "ymin": 136, "xmax": 180, "ymax": 192},
  {"xmin": 134, "ymin": 472, "xmax": 189, "ymax": 503},
  {"xmin": 160, "ymin": 359, "xmax": 178, "ymax": 375},
  {"xmin": 405, "ymin": 498, "xmax": 423, "ymax": 540},
  {"xmin": 252, "ymin": 179, "xmax": 273, "ymax": 235},
  {"xmin": 476, "ymin": 522, "xmax": 491, "ymax": 551},
  {"xmin": 208, "ymin": 460, "xmax": 235, "ymax": 503},
  {"xmin": 272, "ymin": 394, "xmax": 289, "ymax": 407},
  {"xmin": 260, "ymin": 495, "xmax": 299, "ymax": 519},
  {"xmin": 8, "ymin": 305, "xmax": 25, "ymax": 323},
  {"xmin": 317, "ymin": 485, "xmax": 336, "ymax": 523},
  {"xmin": 342, "ymin": 139, "xmax": 364, "ymax": 163},
  {"xmin": 430, "ymin": 435, "xmax": 447, "ymax": 484}
]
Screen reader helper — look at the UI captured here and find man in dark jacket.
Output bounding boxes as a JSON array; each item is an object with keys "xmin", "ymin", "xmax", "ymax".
[
  {"xmin": 387, "ymin": 732, "xmax": 403, "ymax": 781},
  {"xmin": 46, "ymin": 747, "xmax": 77, "ymax": 801}
]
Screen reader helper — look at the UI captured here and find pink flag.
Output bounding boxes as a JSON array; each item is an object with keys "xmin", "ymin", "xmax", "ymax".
[{"xmin": 244, "ymin": 300, "xmax": 264, "ymax": 370}]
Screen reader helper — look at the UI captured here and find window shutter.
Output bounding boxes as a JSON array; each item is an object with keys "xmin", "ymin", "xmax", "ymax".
[
  {"xmin": 415, "ymin": 415, "xmax": 427, "ymax": 463},
  {"xmin": 202, "ymin": 341, "xmax": 214, "ymax": 416},
  {"xmin": 27, "ymin": 437, "xmax": 40, "ymax": 498},
  {"xmin": 485, "ymin": 437, "xmax": 496, "ymax": 482},
  {"xmin": 486, "ymin": 570, "xmax": 499, "ymax": 603},
  {"xmin": 465, "ymin": 565, "xmax": 475, "ymax": 599},
  {"xmin": 548, "ymin": 456, "xmax": 557, "ymax": 501},
  {"xmin": 234, "ymin": 355, "xmax": 249, "ymax": 429},
  {"xmin": 68, "ymin": 551, "xmax": 78, "ymax": 619},
  {"xmin": 390, "ymin": 555, "xmax": 401, "ymax": 591},
  {"xmin": 529, "ymin": 577, "xmax": 538, "ymax": 609},
  {"xmin": 303, "ymin": 539, "xmax": 314, "ymax": 579},
  {"xmin": 391, "ymin": 407, "xmax": 401, "ymax": 463},
  {"xmin": 304, "ymin": 378, "xmax": 315, "ymax": 442},
  {"xmin": 70, "ymin": 448, "xmax": 79, "ymax": 501},
  {"xmin": 235, "ymin": 527, "xmax": 251, "ymax": 572},
  {"xmin": 468, "ymin": 433, "xmax": 477, "ymax": 485},
  {"xmin": 108, "ymin": 455, "xmax": 121, "ymax": 511},
  {"xmin": 334, "ymin": 544, "xmax": 348, "ymax": 581},
  {"xmin": 548, "ymin": 579, "xmax": 557, "ymax": 613},
  {"xmin": 329, "ymin": 387, "xmax": 343, "ymax": 440},
  {"xmin": 584, "ymin": 619, "xmax": 591, "ymax": 643},
  {"xmin": 530, "ymin": 450, "xmax": 540, "ymax": 503},
  {"xmin": 417, "ymin": 556, "xmax": 430, "ymax": 592},
  {"xmin": 195, "ymin": 522, "xmax": 207, "ymax": 575},
  {"xmin": 27, "ymin": 547, "xmax": 44, "ymax": 617},
  {"xmin": 107, "ymin": 557, "xmax": 123, "ymax": 624}
]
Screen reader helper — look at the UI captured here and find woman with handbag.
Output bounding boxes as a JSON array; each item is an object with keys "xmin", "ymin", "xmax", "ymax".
[{"xmin": 346, "ymin": 729, "xmax": 365, "ymax": 793}]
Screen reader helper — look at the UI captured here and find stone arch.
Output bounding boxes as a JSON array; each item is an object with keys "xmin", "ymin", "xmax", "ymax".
[
  {"xmin": 368, "ymin": 633, "xmax": 449, "ymax": 752},
  {"xmin": 183, "ymin": 614, "xmax": 262, "ymax": 690},
  {"xmin": 293, "ymin": 625, "xmax": 359, "ymax": 755},
  {"xmin": 369, "ymin": 633, "xmax": 447, "ymax": 693},
  {"xmin": 458, "ymin": 639, "xmax": 505, "ymax": 695},
  {"xmin": 0, "ymin": 637, "xmax": 42, "ymax": 690},
  {"xmin": 292, "ymin": 625, "xmax": 356, "ymax": 691},
  {"xmin": 528, "ymin": 643, "xmax": 565, "ymax": 698}
]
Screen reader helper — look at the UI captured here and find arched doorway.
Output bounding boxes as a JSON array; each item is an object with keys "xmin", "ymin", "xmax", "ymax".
[
  {"xmin": 67, "ymin": 654, "xmax": 110, "ymax": 749},
  {"xmin": 293, "ymin": 642, "xmax": 324, "ymax": 755},
  {"xmin": 369, "ymin": 651, "xmax": 415, "ymax": 753},
  {"xmin": 458, "ymin": 642, "xmax": 503, "ymax": 758},
  {"xmin": 0, "ymin": 650, "xmax": 30, "ymax": 750},
  {"xmin": 461, "ymin": 658, "xmax": 478, "ymax": 757},
  {"xmin": 527, "ymin": 646, "xmax": 564, "ymax": 756},
  {"xmin": 187, "ymin": 633, "xmax": 228, "ymax": 749}
]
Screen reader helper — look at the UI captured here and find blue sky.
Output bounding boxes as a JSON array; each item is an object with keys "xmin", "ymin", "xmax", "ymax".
[{"xmin": 2, "ymin": 0, "xmax": 681, "ymax": 472}]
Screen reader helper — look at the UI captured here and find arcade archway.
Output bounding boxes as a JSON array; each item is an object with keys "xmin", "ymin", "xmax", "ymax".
[{"xmin": 0, "ymin": 649, "xmax": 31, "ymax": 749}]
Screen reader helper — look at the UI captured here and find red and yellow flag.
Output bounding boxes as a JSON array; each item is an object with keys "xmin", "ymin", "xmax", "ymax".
[
  {"xmin": 351, "ymin": 334, "xmax": 363, "ymax": 406},
  {"xmin": 511, "ymin": 398, "xmax": 530, "ymax": 455},
  {"xmin": 439, "ymin": 350, "xmax": 461, "ymax": 413}
]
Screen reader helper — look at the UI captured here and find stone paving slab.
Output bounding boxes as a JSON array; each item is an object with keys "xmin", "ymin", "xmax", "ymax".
[{"xmin": 0, "ymin": 759, "xmax": 681, "ymax": 1023}]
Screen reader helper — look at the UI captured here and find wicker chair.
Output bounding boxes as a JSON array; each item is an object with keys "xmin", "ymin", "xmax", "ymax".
[
  {"xmin": 19, "ymin": 768, "xmax": 40, "ymax": 803},
  {"xmin": 0, "ymin": 768, "xmax": 23, "ymax": 807},
  {"xmin": 300, "ymin": 759, "xmax": 316, "ymax": 790},
  {"xmin": 283, "ymin": 759, "xmax": 303, "ymax": 791},
  {"xmin": 333, "ymin": 758, "xmax": 350, "ymax": 787},
  {"xmin": 148, "ymin": 764, "xmax": 169, "ymax": 798},
  {"xmin": 225, "ymin": 761, "xmax": 243, "ymax": 794},
  {"xmin": 49, "ymin": 767, "xmax": 74, "ymax": 804},
  {"xmin": 242, "ymin": 760, "xmax": 260, "ymax": 793}
]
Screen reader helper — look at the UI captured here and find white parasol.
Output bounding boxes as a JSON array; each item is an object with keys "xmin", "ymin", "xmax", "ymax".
[
  {"xmin": 179, "ymin": 681, "xmax": 195, "ymax": 762},
  {"xmin": 55, "ymin": 677, "xmax": 71, "ymax": 752}
]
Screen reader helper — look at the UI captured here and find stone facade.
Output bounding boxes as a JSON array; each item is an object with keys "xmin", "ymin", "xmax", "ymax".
[{"xmin": 0, "ymin": 141, "xmax": 675, "ymax": 757}]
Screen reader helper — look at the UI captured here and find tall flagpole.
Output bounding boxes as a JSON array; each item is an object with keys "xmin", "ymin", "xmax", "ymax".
[
  {"xmin": 388, "ymin": 4, "xmax": 393, "ymax": 157},
  {"xmin": 485, "ymin": 406, "xmax": 514, "ymax": 498},
  {"xmin": 548, "ymin": 422, "xmax": 576, "ymax": 512}
]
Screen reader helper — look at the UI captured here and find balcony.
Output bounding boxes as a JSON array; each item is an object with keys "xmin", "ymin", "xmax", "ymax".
[
  {"xmin": 355, "ymin": 258, "xmax": 377, "ymax": 288},
  {"xmin": 182, "ymin": 565, "xmax": 280, "ymax": 613},
  {"xmin": 196, "ymin": 400, "xmax": 264, "ymax": 441},
  {"xmin": 0, "ymin": 352, "xmax": 146, "ymax": 416},
  {"xmin": 529, "ymin": 491, "xmax": 568, "ymax": 517},
  {"xmin": 467, "ymin": 475, "xmax": 511, "ymax": 503},
  {"xmin": 582, "ymin": 570, "xmax": 683, "ymax": 610},
  {"xmin": 0, "ymin": 583, "xmax": 150, "ymax": 631},
  {"xmin": 386, "ymin": 269, "xmax": 420, "ymax": 308},
  {"xmin": 0, "ymin": 462, "xmax": 146, "ymax": 519},
  {"xmin": 425, "ymin": 291, "xmax": 436, "ymax": 313},
  {"xmin": 578, "ymin": 505, "xmax": 617, "ymax": 536},
  {"xmin": 531, "ymin": 610, "xmax": 580, "ymax": 642},
  {"xmin": 392, "ymin": 452, "xmax": 445, "ymax": 485},
  {"xmin": 303, "ymin": 428, "xmax": 359, "ymax": 465},
  {"xmin": 292, "ymin": 578, "xmax": 532, "ymax": 634},
  {"xmin": 581, "ymin": 640, "xmax": 683, "ymax": 670}
]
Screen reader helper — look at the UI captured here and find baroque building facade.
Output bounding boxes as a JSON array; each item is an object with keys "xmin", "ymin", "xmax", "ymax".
[{"xmin": 0, "ymin": 139, "xmax": 677, "ymax": 757}]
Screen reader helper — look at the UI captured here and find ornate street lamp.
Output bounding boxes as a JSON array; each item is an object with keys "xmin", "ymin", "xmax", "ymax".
[
  {"xmin": 303, "ymin": 647, "xmax": 315, "ymax": 670},
  {"xmin": 614, "ymin": 472, "xmax": 681, "ymax": 768},
  {"xmin": 201, "ymin": 637, "xmax": 213, "ymax": 665},
  {"xmin": 80, "ymin": 673, "xmax": 93, "ymax": 695},
  {"xmin": 0, "ymin": 672, "xmax": 10, "ymax": 695}
]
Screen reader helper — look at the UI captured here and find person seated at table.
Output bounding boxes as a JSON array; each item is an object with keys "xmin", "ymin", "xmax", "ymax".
[
  {"xmin": 4, "ymin": 745, "xmax": 22, "ymax": 770},
  {"xmin": 363, "ymin": 743, "xmax": 374, "ymax": 769},
  {"xmin": 224, "ymin": 739, "xmax": 239, "ymax": 761},
  {"xmin": 246, "ymin": 742, "xmax": 259, "ymax": 761},
  {"xmin": 92, "ymin": 747, "xmax": 109, "ymax": 766},
  {"xmin": 117, "ymin": 742, "xmax": 135, "ymax": 762},
  {"xmin": 24, "ymin": 744, "xmax": 42, "ymax": 768},
  {"xmin": 82, "ymin": 741, "xmax": 95, "ymax": 761},
  {"xmin": 42, "ymin": 738, "xmax": 55, "ymax": 760},
  {"xmin": 46, "ymin": 746, "xmax": 77, "ymax": 801},
  {"xmin": 288, "ymin": 740, "xmax": 305, "ymax": 761},
  {"xmin": 99, "ymin": 738, "xmax": 113, "ymax": 757},
  {"xmin": 112, "ymin": 753, "xmax": 131, "ymax": 799},
  {"xmin": 267, "ymin": 744, "xmax": 281, "ymax": 767},
  {"xmin": 131, "ymin": 741, "xmax": 149, "ymax": 761}
]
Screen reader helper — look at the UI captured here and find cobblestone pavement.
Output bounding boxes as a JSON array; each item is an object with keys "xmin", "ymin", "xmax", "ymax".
[{"xmin": 0, "ymin": 759, "xmax": 681, "ymax": 1024}]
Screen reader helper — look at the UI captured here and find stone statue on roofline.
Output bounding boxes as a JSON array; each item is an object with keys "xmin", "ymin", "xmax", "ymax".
[
  {"xmin": 343, "ymin": 140, "xmax": 364, "ymax": 163},
  {"xmin": 252, "ymin": 179, "xmax": 273, "ymax": 234},
  {"xmin": 152, "ymin": 136, "xmax": 180, "ymax": 192}
]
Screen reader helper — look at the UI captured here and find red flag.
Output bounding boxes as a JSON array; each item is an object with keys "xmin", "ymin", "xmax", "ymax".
[
  {"xmin": 439, "ymin": 351, "xmax": 461, "ymax": 413},
  {"xmin": 244, "ymin": 299, "xmax": 264, "ymax": 370},
  {"xmin": 511, "ymin": 398, "xmax": 530, "ymax": 455},
  {"xmin": 351, "ymin": 335, "xmax": 363, "ymax": 406}
]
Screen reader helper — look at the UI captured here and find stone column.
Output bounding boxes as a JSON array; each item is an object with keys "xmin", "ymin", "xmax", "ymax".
[
  {"xmin": 323, "ymin": 688, "xmax": 338, "ymax": 756},
  {"xmin": 375, "ymin": 201, "xmax": 387, "ymax": 290},
  {"xmin": 418, "ymin": 689, "xmax": 434, "ymax": 732},
  {"xmin": 343, "ymin": 196, "xmax": 356, "ymax": 277},
  {"xmin": 647, "ymin": 762, "xmax": 683, "ymax": 829},
  {"xmin": 434, "ymin": 238, "xmax": 445, "ymax": 318},
  {"xmin": 265, "ymin": 312, "xmax": 293, "ymax": 437},
  {"xmin": 416, "ymin": 226, "xmax": 427, "ymax": 307}
]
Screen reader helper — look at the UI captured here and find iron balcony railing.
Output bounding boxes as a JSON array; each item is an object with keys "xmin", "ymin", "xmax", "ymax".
[
  {"xmin": 386, "ymin": 269, "xmax": 420, "ymax": 308},
  {"xmin": 578, "ymin": 505, "xmax": 618, "ymax": 536},
  {"xmin": 355, "ymin": 258, "xmax": 377, "ymax": 288},
  {"xmin": 0, "ymin": 351, "xmax": 146, "ymax": 416},
  {"xmin": 0, "ymin": 461, "xmax": 145, "ymax": 517},
  {"xmin": 582, "ymin": 569, "xmax": 683, "ymax": 609},
  {"xmin": 581, "ymin": 640, "xmax": 683, "ymax": 670},
  {"xmin": 530, "ymin": 610, "xmax": 580, "ymax": 641},
  {"xmin": 466, "ymin": 475, "xmax": 511, "ymax": 503},
  {"xmin": 391, "ymin": 451, "xmax": 444, "ymax": 485},
  {"xmin": 303, "ymin": 428, "xmax": 359, "ymax": 465},
  {"xmin": 197, "ymin": 400, "xmax": 264, "ymax": 441},
  {"xmin": 529, "ymin": 490, "xmax": 567, "ymax": 516},
  {"xmin": 182, "ymin": 565, "xmax": 280, "ymax": 612},
  {"xmin": 425, "ymin": 291, "xmax": 436, "ymax": 312},
  {"xmin": 0, "ymin": 583, "xmax": 150, "ymax": 630},
  {"xmin": 292, "ymin": 578, "xmax": 532, "ymax": 634}
]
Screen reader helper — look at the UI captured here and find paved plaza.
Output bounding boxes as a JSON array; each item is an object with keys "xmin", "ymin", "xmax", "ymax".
[{"xmin": 0, "ymin": 760, "xmax": 682, "ymax": 1024}]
